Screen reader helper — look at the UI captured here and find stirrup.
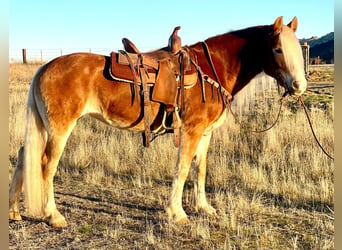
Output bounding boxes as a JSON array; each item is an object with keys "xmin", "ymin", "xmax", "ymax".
[{"xmin": 162, "ymin": 105, "xmax": 182, "ymax": 130}]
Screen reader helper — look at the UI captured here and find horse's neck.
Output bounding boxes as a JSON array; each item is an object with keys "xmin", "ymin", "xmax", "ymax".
[{"xmin": 204, "ymin": 25, "xmax": 272, "ymax": 96}]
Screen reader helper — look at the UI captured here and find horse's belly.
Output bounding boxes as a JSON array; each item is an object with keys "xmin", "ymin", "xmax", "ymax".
[{"xmin": 87, "ymin": 109, "xmax": 145, "ymax": 132}]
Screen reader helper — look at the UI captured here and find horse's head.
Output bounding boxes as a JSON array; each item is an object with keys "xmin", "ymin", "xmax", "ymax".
[{"xmin": 265, "ymin": 16, "xmax": 307, "ymax": 96}]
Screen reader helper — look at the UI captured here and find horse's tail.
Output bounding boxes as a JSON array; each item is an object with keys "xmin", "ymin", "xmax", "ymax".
[{"xmin": 23, "ymin": 69, "xmax": 48, "ymax": 217}]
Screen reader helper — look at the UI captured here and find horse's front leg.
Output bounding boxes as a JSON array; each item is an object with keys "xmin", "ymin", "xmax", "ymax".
[
  {"xmin": 166, "ymin": 130, "xmax": 203, "ymax": 224},
  {"xmin": 192, "ymin": 132, "xmax": 217, "ymax": 217}
]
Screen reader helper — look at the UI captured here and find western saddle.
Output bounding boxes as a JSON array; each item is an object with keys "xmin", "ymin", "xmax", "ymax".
[
  {"xmin": 110, "ymin": 26, "xmax": 198, "ymax": 147},
  {"xmin": 110, "ymin": 26, "xmax": 232, "ymax": 147}
]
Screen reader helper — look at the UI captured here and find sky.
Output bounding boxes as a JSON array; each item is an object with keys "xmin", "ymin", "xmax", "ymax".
[{"xmin": 9, "ymin": 0, "xmax": 334, "ymax": 59}]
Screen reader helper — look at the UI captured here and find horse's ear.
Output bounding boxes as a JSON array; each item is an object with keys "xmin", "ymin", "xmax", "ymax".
[
  {"xmin": 273, "ymin": 16, "xmax": 283, "ymax": 36},
  {"xmin": 287, "ymin": 16, "xmax": 298, "ymax": 32}
]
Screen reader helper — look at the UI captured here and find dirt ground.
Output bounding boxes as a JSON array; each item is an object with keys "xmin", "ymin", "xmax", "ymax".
[{"xmin": 10, "ymin": 178, "xmax": 176, "ymax": 249}]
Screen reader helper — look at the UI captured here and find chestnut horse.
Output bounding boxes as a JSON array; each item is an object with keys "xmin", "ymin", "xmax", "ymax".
[{"xmin": 9, "ymin": 16, "xmax": 307, "ymax": 227}]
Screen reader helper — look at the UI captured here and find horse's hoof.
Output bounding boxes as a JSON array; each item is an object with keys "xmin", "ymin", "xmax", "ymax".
[
  {"xmin": 195, "ymin": 204, "xmax": 218, "ymax": 218},
  {"xmin": 175, "ymin": 216, "xmax": 190, "ymax": 225},
  {"xmin": 49, "ymin": 217, "xmax": 68, "ymax": 228},
  {"xmin": 9, "ymin": 211, "xmax": 22, "ymax": 221},
  {"xmin": 166, "ymin": 206, "xmax": 190, "ymax": 225}
]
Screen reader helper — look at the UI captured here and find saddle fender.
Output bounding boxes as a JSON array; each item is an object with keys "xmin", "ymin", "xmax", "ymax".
[{"xmin": 152, "ymin": 60, "xmax": 178, "ymax": 105}]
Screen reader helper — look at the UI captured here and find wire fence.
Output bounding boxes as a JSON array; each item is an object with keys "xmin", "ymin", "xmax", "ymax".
[
  {"xmin": 309, "ymin": 64, "xmax": 334, "ymax": 71},
  {"xmin": 10, "ymin": 46, "xmax": 328, "ymax": 76},
  {"xmin": 9, "ymin": 48, "xmax": 115, "ymax": 63}
]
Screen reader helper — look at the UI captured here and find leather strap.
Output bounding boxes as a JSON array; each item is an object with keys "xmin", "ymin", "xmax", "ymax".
[
  {"xmin": 118, "ymin": 50, "xmax": 140, "ymax": 104},
  {"xmin": 201, "ymin": 42, "xmax": 232, "ymax": 106},
  {"xmin": 179, "ymin": 51, "xmax": 186, "ymax": 115},
  {"xmin": 138, "ymin": 55, "xmax": 152, "ymax": 147},
  {"xmin": 201, "ymin": 42, "xmax": 222, "ymax": 87},
  {"xmin": 173, "ymin": 109, "xmax": 180, "ymax": 147}
]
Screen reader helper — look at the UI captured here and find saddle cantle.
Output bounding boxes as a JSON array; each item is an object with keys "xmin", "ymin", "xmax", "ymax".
[
  {"xmin": 122, "ymin": 38, "xmax": 140, "ymax": 54},
  {"xmin": 109, "ymin": 26, "xmax": 198, "ymax": 147}
]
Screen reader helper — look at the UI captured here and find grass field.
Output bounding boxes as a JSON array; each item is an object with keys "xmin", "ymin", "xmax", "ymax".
[{"xmin": 9, "ymin": 63, "xmax": 334, "ymax": 249}]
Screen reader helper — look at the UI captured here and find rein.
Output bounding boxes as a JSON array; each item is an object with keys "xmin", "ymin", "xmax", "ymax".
[
  {"xmin": 228, "ymin": 92, "xmax": 287, "ymax": 133},
  {"xmin": 229, "ymin": 94, "xmax": 334, "ymax": 160},
  {"xmin": 299, "ymin": 96, "xmax": 334, "ymax": 160}
]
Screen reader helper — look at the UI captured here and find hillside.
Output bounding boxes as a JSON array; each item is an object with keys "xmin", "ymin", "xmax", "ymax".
[{"xmin": 300, "ymin": 32, "xmax": 334, "ymax": 64}]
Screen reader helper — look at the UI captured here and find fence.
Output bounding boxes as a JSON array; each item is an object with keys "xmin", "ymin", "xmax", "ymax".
[
  {"xmin": 301, "ymin": 42, "xmax": 309, "ymax": 74},
  {"xmin": 309, "ymin": 64, "xmax": 334, "ymax": 71},
  {"xmin": 9, "ymin": 48, "xmax": 115, "ymax": 63},
  {"xmin": 10, "ymin": 44, "xmax": 321, "ymax": 75}
]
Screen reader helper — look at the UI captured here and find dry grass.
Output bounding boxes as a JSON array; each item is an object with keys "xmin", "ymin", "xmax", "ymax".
[
  {"xmin": 306, "ymin": 65, "xmax": 334, "ymax": 83},
  {"xmin": 9, "ymin": 63, "xmax": 334, "ymax": 249}
]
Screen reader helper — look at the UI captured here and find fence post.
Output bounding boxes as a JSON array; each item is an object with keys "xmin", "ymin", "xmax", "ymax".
[
  {"xmin": 22, "ymin": 48, "xmax": 27, "ymax": 64},
  {"xmin": 301, "ymin": 42, "xmax": 310, "ymax": 74}
]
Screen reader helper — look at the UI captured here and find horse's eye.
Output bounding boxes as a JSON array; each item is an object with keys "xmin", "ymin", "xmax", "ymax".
[{"xmin": 274, "ymin": 48, "xmax": 282, "ymax": 54}]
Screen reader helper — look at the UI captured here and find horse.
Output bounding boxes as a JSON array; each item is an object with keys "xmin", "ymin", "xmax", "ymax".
[{"xmin": 9, "ymin": 16, "xmax": 307, "ymax": 227}]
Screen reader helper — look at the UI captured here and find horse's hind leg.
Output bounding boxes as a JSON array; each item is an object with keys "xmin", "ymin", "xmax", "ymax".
[
  {"xmin": 9, "ymin": 147, "xmax": 25, "ymax": 221},
  {"xmin": 192, "ymin": 132, "xmax": 217, "ymax": 217},
  {"xmin": 43, "ymin": 125, "xmax": 76, "ymax": 227}
]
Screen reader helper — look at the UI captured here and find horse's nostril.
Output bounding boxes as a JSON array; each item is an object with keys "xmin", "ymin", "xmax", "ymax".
[{"xmin": 292, "ymin": 81, "xmax": 299, "ymax": 89}]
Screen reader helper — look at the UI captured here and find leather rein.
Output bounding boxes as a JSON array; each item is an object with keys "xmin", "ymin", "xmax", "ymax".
[
  {"xmin": 199, "ymin": 42, "xmax": 334, "ymax": 160},
  {"xmin": 299, "ymin": 96, "xmax": 334, "ymax": 160}
]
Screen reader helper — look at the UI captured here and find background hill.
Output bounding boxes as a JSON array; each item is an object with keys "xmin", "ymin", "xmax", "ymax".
[{"xmin": 300, "ymin": 32, "xmax": 334, "ymax": 64}]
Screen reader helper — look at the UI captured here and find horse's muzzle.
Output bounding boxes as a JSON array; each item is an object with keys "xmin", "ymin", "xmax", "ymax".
[{"xmin": 290, "ymin": 79, "xmax": 307, "ymax": 96}]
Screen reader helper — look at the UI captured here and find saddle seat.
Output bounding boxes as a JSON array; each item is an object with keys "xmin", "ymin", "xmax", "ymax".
[{"xmin": 122, "ymin": 38, "xmax": 179, "ymax": 62}]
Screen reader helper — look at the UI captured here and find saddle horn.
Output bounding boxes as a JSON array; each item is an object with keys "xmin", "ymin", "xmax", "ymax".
[{"xmin": 168, "ymin": 26, "xmax": 181, "ymax": 54}]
